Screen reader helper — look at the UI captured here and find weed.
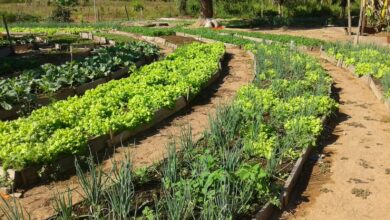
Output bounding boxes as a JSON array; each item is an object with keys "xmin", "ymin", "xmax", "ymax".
[
  {"xmin": 318, "ymin": 161, "xmax": 331, "ymax": 174},
  {"xmin": 351, "ymin": 188, "xmax": 371, "ymax": 199},
  {"xmin": 320, "ymin": 188, "xmax": 333, "ymax": 193},
  {"xmin": 358, "ymin": 159, "xmax": 374, "ymax": 169}
]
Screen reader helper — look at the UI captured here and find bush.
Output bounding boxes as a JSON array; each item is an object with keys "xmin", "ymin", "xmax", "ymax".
[
  {"xmin": 49, "ymin": 6, "xmax": 73, "ymax": 22},
  {"xmin": 0, "ymin": 11, "xmax": 40, "ymax": 23}
]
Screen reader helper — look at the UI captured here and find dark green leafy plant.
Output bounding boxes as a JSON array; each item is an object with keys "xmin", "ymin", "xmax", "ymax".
[{"xmin": 0, "ymin": 42, "xmax": 159, "ymax": 112}]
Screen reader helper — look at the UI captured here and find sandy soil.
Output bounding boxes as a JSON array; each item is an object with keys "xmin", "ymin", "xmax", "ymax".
[
  {"xmin": 161, "ymin": 35, "xmax": 201, "ymax": 45},
  {"xmin": 278, "ymin": 51, "xmax": 390, "ymax": 220},
  {"xmin": 14, "ymin": 46, "xmax": 254, "ymax": 219}
]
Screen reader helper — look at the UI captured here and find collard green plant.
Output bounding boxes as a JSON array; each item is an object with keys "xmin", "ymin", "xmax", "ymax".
[{"xmin": 0, "ymin": 41, "xmax": 159, "ymax": 112}]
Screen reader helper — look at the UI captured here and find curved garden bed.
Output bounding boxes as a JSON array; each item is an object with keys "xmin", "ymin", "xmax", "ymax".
[
  {"xmin": 321, "ymin": 44, "xmax": 390, "ymax": 112},
  {"xmin": 0, "ymin": 41, "xmax": 160, "ymax": 120},
  {"xmin": 42, "ymin": 31, "xmax": 336, "ymax": 219},
  {"xmin": 0, "ymin": 42, "xmax": 226, "ymax": 190}
]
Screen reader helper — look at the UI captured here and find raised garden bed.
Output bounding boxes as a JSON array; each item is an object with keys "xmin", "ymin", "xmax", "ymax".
[
  {"xmin": 0, "ymin": 57, "xmax": 154, "ymax": 121},
  {"xmin": 176, "ymin": 31, "xmax": 241, "ymax": 49},
  {"xmin": 81, "ymin": 31, "xmax": 181, "ymax": 50},
  {"xmin": 0, "ymin": 43, "xmax": 226, "ymax": 190},
  {"xmin": 166, "ymin": 33, "xmax": 335, "ymax": 220},
  {"xmin": 160, "ymin": 35, "xmax": 201, "ymax": 46},
  {"xmin": 256, "ymin": 113, "xmax": 329, "ymax": 220},
  {"xmin": 0, "ymin": 41, "xmax": 159, "ymax": 120},
  {"xmin": 320, "ymin": 50, "xmax": 390, "ymax": 112}
]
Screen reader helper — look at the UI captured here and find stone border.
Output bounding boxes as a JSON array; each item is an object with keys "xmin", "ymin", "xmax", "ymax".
[
  {"xmin": 320, "ymin": 50, "xmax": 390, "ymax": 113},
  {"xmin": 0, "ymin": 36, "xmax": 49, "ymax": 58},
  {"xmin": 0, "ymin": 46, "xmax": 226, "ymax": 190},
  {"xmin": 82, "ymin": 31, "xmax": 179, "ymax": 50},
  {"xmin": 246, "ymin": 50, "xmax": 257, "ymax": 76}
]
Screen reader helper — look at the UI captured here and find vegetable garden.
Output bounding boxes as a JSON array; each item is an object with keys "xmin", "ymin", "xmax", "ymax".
[
  {"xmin": 0, "ymin": 22, "xmax": 389, "ymax": 220},
  {"xmin": 0, "ymin": 42, "xmax": 159, "ymax": 118}
]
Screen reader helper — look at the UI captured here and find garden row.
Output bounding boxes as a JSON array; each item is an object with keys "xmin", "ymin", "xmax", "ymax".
[
  {"xmin": 0, "ymin": 33, "xmax": 111, "ymax": 75},
  {"xmin": 44, "ymin": 35, "xmax": 336, "ymax": 219},
  {"xmin": 0, "ymin": 34, "xmax": 36, "ymax": 48},
  {"xmin": 188, "ymin": 29, "xmax": 390, "ymax": 101},
  {"xmin": 0, "ymin": 43, "xmax": 225, "ymax": 189},
  {"xmin": 0, "ymin": 26, "xmax": 97, "ymax": 36},
  {"xmin": 0, "ymin": 41, "xmax": 159, "ymax": 120},
  {"xmin": 144, "ymin": 41, "xmax": 336, "ymax": 219},
  {"xmin": 0, "ymin": 33, "xmax": 96, "ymax": 48},
  {"xmin": 153, "ymin": 27, "xmax": 390, "ymax": 105},
  {"xmin": 323, "ymin": 43, "xmax": 390, "ymax": 101},
  {"xmin": 116, "ymin": 26, "xmax": 326, "ymax": 47}
]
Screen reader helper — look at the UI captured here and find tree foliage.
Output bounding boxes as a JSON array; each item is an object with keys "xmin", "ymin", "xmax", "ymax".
[{"xmin": 50, "ymin": 0, "xmax": 78, "ymax": 22}]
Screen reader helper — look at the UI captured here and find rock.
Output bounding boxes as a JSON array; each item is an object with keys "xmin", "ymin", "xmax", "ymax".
[
  {"xmin": 204, "ymin": 19, "xmax": 213, "ymax": 28},
  {"xmin": 10, "ymin": 192, "xmax": 23, "ymax": 198}
]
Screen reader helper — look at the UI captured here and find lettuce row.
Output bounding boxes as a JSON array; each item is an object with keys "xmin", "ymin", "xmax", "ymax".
[
  {"xmin": 0, "ymin": 43, "xmax": 225, "ymax": 170},
  {"xmin": 0, "ymin": 42, "xmax": 160, "ymax": 111}
]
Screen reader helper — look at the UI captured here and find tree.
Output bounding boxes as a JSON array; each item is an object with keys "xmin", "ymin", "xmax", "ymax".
[
  {"xmin": 274, "ymin": 0, "xmax": 285, "ymax": 16},
  {"xmin": 50, "ymin": 0, "xmax": 78, "ymax": 22},
  {"xmin": 178, "ymin": 0, "xmax": 188, "ymax": 16},
  {"xmin": 340, "ymin": 0, "xmax": 347, "ymax": 18},
  {"xmin": 200, "ymin": 0, "xmax": 213, "ymax": 18}
]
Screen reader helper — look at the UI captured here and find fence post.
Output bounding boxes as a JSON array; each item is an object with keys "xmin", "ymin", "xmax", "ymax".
[
  {"xmin": 125, "ymin": 5, "xmax": 130, "ymax": 21},
  {"xmin": 2, "ymin": 15, "xmax": 14, "ymax": 55}
]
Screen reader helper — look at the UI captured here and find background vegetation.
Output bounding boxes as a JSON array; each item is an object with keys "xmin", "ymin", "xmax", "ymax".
[{"xmin": 0, "ymin": 0, "xmax": 361, "ymax": 25}]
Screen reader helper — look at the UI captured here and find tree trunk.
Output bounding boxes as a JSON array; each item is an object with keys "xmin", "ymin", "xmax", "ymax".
[
  {"xmin": 179, "ymin": 0, "xmax": 187, "ymax": 16},
  {"xmin": 341, "ymin": 7, "xmax": 346, "ymax": 19},
  {"xmin": 278, "ymin": 3, "xmax": 282, "ymax": 16},
  {"xmin": 356, "ymin": 0, "xmax": 365, "ymax": 44},
  {"xmin": 200, "ymin": 0, "xmax": 213, "ymax": 18},
  {"xmin": 261, "ymin": 0, "xmax": 264, "ymax": 18},
  {"xmin": 340, "ymin": 0, "xmax": 347, "ymax": 19}
]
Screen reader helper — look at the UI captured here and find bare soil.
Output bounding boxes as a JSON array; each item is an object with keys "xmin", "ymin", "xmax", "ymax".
[
  {"xmin": 160, "ymin": 35, "xmax": 201, "ymax": 45},
  {"xmin": 13, "ymin": 47, "xmax": 254, "ymax": 219},
  {"xmin": 276, "ymin": 51, "xmax": 390, "ymax": 220}
]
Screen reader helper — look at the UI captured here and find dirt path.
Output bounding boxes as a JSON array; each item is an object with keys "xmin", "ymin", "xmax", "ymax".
[
  {"xmin": 16, "ymin": 47, "xmax": 253, "ymax": 219},
  {"xmin": 279, "ymin": 52, "xmax": 390, "ymax": 220}
]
